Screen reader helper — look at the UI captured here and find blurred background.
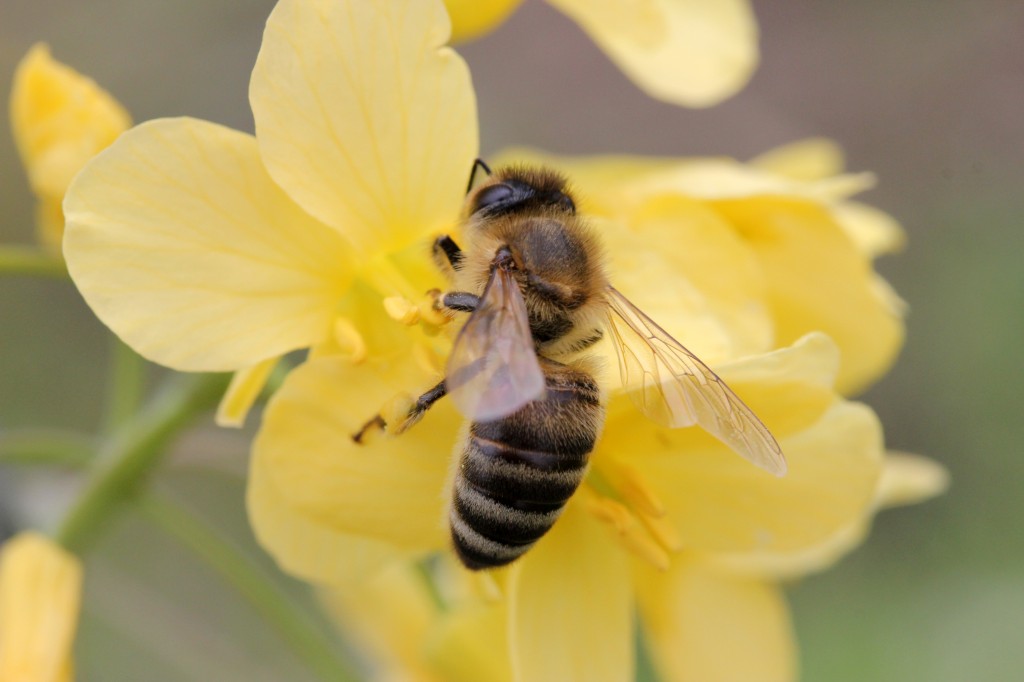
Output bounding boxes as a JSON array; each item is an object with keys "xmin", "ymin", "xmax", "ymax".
[{"xmin": 1, "ymin": 0, "xmax": 1022, "ymax": 679}]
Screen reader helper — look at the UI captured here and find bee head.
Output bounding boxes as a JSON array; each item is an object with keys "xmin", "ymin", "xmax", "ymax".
[{"xmin": 467, "ymin": 166, "xmax": 576, "ymax": 219}]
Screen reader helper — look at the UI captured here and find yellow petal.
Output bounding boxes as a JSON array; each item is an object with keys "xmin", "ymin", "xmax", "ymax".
[
  {"xmin": 216, "ymin": 356, "xmax": 280, "ymax": 428},
  {"xmin": 547, "ymin": 0, "xmax": 759, "ymax": 107},
  {"xmin": 605, "ymin": 194, "xmax": 772, "ymax": 362},
  {"xmin": 714, "ymin": 197, "xmax": 904, "ymax": 394},
  {"xmin": 248, "ymin": 449, "xmax": 408, "ymax": 586},
  {"xmin": 250, "ymin": 0, "xmax": 478, "ymax": 256},
  {"xmin": 876, "ymin": 451, "xmax": 950, "ymax": 510},
  {"xmin": 706, "ymin": 452, "xmax": 948, "ymax": 580},
  {"xmin": 634, "ymin": 158, "xmax": 875, "ymax": 203},
  {"xmin": 444, "ymin": 0, "xmax": 525, "ymax": 43},
  {"xmin": 709, "ymin": 332, "xmax": 840, "ymax": 437},
  {"xmin": 832, "ymin": 200, "xmax": 907, "ymax": 259},
  {"xmin": 428, "ymin": 602, "xmax": 513, "ymax": 682},
  {"xmin": 319, "ymin": 563, "xmax": 440, "ymax": 681},
  {"xmin": 63, "ymin": 117, "xmax": 352, "ymax": 372},
  {"xmin": 610, "ymin": 397, "xmax": 883, "ymax": 554},
  {"xmin": 750, "ymin": 137, "xmax": 845, "ymax": 181},
  {"xmin": 0, "ymin": 533, "xmax": 82, "ymax": 682},
  {"xmin": 508, "ymin": 502, "xmax": 633, "ymax": 682},
  {"xmin": 605, "ymin": 332, "xmax": 840, "ymax": 440},
  {"xmin": 10, "ymin": 43, "xmax": 130, "ymax": 201},
  {"xmin": 636, "ymin": 559, "xmax": 796, "ymax": 682},
  {"xmin": 252, "ymin": 355, "xmax": 457, "ymax": 550}
]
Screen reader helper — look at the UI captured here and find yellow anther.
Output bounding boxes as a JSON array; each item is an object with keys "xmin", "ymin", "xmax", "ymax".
[
  {"xmin": 332, "ymin": 317, "xmax": 367, "ymax": 363},
  {"xmin": 639, "ymin": 513, "xmax": 682, "ymax": 553},
  {"xmin": 586, "ymin": 496, "xmax": 632, "ymax": 532},
  {"xmin": 615, "ymin": 464, "xmax": 666, "ymax": 518},
  {"xmin": 620, "ymin": 526, "xmax": 671, "ymax": 572},
  {"xmin": 587, "ymin": 496, "xmax": 670, "ymax": 571},
  {"xmin": 383, "ymin": 296, "xmax": 420, "ymax": 325},
  {"xmin": 417, "ymin": 289, "xmax": 451, "ymax": 327}
]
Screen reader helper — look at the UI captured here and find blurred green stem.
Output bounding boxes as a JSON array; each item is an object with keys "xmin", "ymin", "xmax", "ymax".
[
  {"xmin": 415, "ymin": 558, "xmax": 448, "ymax": 612},
  {"xmin": 103, "ymin": 337, "xmax": 146, "ymax": 434},
  {"xmin": 56, "ymin": 372, "xmax": 230, "ymax": 553},
  {"xmin": 0, "ymin": 429, "xmax": 94, "ymax": 467},
  {"xmin": 140, "ymin": 494, "xmax": 361, "ymax": 682},
  {"xmin": 0, "ymin": 245, "xmax": 67, "ymax": 278}
]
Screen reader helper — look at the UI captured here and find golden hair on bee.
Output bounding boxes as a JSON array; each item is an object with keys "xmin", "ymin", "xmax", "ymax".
[{"xmin": 454, "ymin": 165, "xmax": 611, "ymax": 360}]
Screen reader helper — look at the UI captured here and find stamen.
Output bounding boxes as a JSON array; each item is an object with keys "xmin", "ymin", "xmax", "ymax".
[
  {"xmin": 614, "ymin": 463, "xmax": 666, "ymax": 518},
  {"xmin": 384, "ymin": 296, "xmax": 420, "ymax": 325},
  {"xmin": 215, "ymin": 356, "xmax": 279, "ymax": 427},
  {"xmin": 586, "ymin": 495, "xmax": 670, "ymax": 571},
  {"xmin": 384, "ymin": 292, "xmax": 452, "ymax": 329},
  {"xmin": 332, "ymin": 317, "xmax": 367, "ymax": 363},
  {"xmin": 639, "ymin": 513, "xmax": 682, "ymax": 552}
]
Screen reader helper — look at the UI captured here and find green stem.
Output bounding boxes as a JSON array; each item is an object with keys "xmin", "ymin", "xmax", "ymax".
[
  {"xmin": 56, "ymin": 372, "xmax": 230, "ymax": 553},
  {"xmin": 0, "ymin": 245, "xmax": 68, "ymax": 278},
  {"xmin": 103, "ymin": 337, "xmax": 147, "ymax": 434},
  {"xmin": 414, "ymin": 557, "xmax": 448, "ymax": 613},
  {"xmin": 139, "ymin": 493, "xmax": 361, "ymax": 682},
  {"xmin": 0, "ymin": 429, "xmax": 94, "ymax": 467}
]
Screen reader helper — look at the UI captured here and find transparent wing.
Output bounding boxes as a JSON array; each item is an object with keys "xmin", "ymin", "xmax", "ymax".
[
  {"xmin": 605, "ymin": 286, "xmax": 787, "ymax": 476},
  {"xmin": 446, "ymin": 267, "xmax": 546, "ymax": 422}
]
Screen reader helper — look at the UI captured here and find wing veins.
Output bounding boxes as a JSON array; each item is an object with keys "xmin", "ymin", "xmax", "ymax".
[{"xmin": 605, "ymin": 286, "xmax": 786, "ymax": 476}]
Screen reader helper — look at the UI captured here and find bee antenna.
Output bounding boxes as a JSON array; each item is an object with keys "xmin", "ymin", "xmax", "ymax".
[{"xmin": 466, "ymin": 158, "xmax": 493, "ymax": 194}]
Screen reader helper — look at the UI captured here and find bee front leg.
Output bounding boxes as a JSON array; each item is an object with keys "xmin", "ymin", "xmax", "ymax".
[
  {"xmin": 433, "ymin": 234, "xmax": 464, "ymax": 277},
  {"xmin": 438, "ymin": 292, "xmax": 479, "ymax": 313},
  {"xmin": 351, "ymin": 379, "xmax": 449, "ymax": 444}
]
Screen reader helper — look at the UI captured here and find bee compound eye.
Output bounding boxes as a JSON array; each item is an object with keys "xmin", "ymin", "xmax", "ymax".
[{"xmin": 472, "ymin": 183, "xmax": 515, "ymax": 214}]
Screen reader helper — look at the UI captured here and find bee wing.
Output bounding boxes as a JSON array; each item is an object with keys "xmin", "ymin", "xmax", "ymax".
[
  {"xmin": 604, "ymin": 286, "xmax": 787, "ymax": 476},
  {"xmin": 446, "ymin": 267, "xmax": 546, "ymax": 422}
]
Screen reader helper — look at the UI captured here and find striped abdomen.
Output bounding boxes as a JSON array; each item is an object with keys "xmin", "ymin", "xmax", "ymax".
[{"xmin": 450, "ymin": 363, "xmax": 604, "ymax": 570}]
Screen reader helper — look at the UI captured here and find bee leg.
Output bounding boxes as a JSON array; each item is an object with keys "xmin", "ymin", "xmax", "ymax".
[
  {"xmin": 393, "ymin": 379, "xmax": 448, "ymax": 434},
  {"xmin": 351, "ymin": 414, "xmax": 386, "ymax": 444},
  {"xmin": 351, "ymin": 380, "xmax": 448, "ymax": 444},
  {"xmin": 432, "ymin": 234, "xmax": 465, "ymax": 276},
  {"xmin": 439, "ymin": 291, "xmax": 479, "ymax": 313}
]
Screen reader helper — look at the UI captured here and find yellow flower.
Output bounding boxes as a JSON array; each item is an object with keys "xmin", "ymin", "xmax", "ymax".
[
  {"xmin": 444, "ymin": 0, "xmax": 758, "ymax": 107},
  {"xmin": 0, "ymin": 533, "xmax": 82, "ymax": 682},
  {"xmin": 495, "ymin": 143, "xmax": 906, "ymax": 395},
  {"xmin": 63, "ymin": 0, "xmax": 478, "ymax": 424},
  {"xmin": 59, "ymin": 0, "xmax": 923, "ymax": 679},
  {"xmin": 10, "ymin": 44, "xmax": 131, "ymax": 254}
]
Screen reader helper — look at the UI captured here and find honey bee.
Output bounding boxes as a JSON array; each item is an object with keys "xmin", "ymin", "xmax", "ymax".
[{"xmin": 354, "ymin": 161, "xmax": 786, "ymax": 570}]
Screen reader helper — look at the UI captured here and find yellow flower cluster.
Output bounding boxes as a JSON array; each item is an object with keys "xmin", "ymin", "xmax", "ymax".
[{"xmin": 0, "ymin": 0, "xmax": 944, "ymax": 679}]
